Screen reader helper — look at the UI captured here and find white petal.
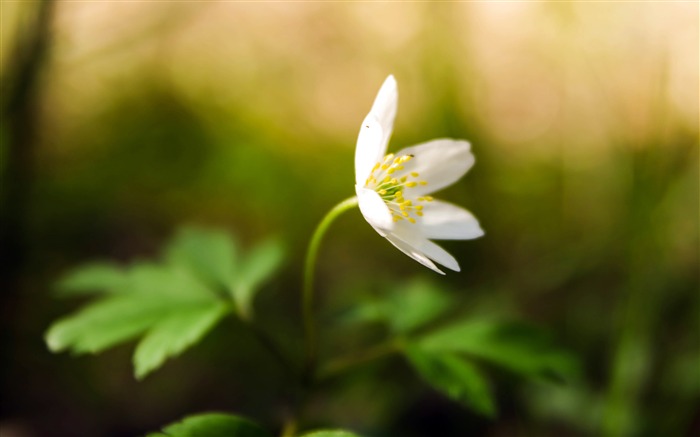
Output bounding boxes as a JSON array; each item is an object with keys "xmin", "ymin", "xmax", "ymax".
[
  {"xmin": 355, "ymin": 116, "xmax": 384, "ymax": 185},
  {"xmin": 396, "ymin": 139, "xmax": 474, "ymax": 196},
  {"xmin": 385, "ymin": 233, "xmax": 444, "ymax": 275},
  {"xmin": 418, "ymin": 239, "xmax": 460, "ymax": 272},
  {"xmin": 356, "ymin": 186, "xmax": 393, "ymax": 237},
  {"xmin": 391, "ymin": 222, "xmax": 460, "ymax": 272},
  {"xmin": 355, "ymin": 75, "xmax": 398, "ymax": 185},
  {"xmin": 418, "ymin": 200, "xmax": 484, "ymax": 240}
]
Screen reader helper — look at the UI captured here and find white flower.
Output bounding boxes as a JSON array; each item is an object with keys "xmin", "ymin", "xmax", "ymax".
[{"xmin": 354, "ymin": 75, "xmax": 484, "ymax": 274}]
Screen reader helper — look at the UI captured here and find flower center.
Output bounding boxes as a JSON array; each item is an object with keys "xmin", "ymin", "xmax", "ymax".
[{"xmin": 364, "ymin": 153, "xmax": 432, "ymax": 224}]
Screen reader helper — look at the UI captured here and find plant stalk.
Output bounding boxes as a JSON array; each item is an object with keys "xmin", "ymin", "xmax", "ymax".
[{"xmin": 302, "ymin": 196, "xmax": 359, "ymax": 376}]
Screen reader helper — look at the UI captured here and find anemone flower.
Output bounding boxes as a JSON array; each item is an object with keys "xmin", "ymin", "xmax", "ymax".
[{"xmin": 354, "ymin": 75, "xmax": 484, "ymax": 274}]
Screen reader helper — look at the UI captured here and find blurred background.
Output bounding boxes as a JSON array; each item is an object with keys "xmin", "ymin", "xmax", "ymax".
[{"xmin": 1, "ymin": 1, "xmax": 698, "ymax": 436}]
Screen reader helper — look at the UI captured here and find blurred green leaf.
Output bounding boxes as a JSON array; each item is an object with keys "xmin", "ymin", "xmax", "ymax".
[
  {"xmin": 134, "ymin": 302, "xmax": 229, "ymax": 379},
  {"xmin": 46, "ymin": 295, "xmax": 172, "ymax": 354},
  {"xmin": 233, "ymin": 238, "xmax": 285, "ymax": 319},
  {"xmin": 418, "ymin": 319, "xmax": 578, "ymax": 380},
  {"xmin": 55, "ymin": 262, "xmax": 128, "ymax": 296},
  {"xmin": 165, "ymin": 227, "xmax": 238, "ymax": 293},
  {"xmin": 147, "ymin": 412, "xmax": 272, "ymax": 437},
  {"xmin": 385, "ymin": 279, "xmax": 452, "ymax": 333},
  {"xmin": 163, "ymin": 227, "xmax": 284, "ymax": 319},
  {"xmin": 45, "ymin": 228, "xmax": 247, "ymax": 378},
  {"xmin": 340, "ymin": 278, "xmax": 452, "ymax": 333},
  {"xmin": 299, "ymin": 431, "xmax": 363, "ymax": 437},
  {"xmin": 46, "ymin": 226, "xmax": 288, "ymax": 378},
  {"xmin": 404, "ymin": 344, "xmax": 495, "ymax": 417}
]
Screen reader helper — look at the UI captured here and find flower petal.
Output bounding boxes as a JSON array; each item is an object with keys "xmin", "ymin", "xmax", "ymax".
[
  {"xmin": 391, "ymin": 222, "xmax": 460, "ymax": 272},
  {"xmin": 355, "ymin": 75, "xmax": 398, "ymax": 185},
  {"xmin": 396, "ymin": 139, "xmax": 474, "ymax": 196},
  {"xmin": 417, "ymin": 200, "xmax": 484, "ymax": 240},
  {"xmin": 356, "ymin": 186, "xmax": 394, "ymax": 237},
  {"xmin": 385, "ymin": 233, "xmax": 444, "ymax": 275},
  {"xmin": 418, "ymin": 239, "xmax": 460, "ymax": 272}
]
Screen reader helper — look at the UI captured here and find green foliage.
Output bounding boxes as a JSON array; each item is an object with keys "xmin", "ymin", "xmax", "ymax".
[
  {"xmin": 233, "ymin": 238, "xmax": 285, "ymax": 319},
  {"xmin": 166, "ymin": 227, "xmax": 284, "ymax": 318},
  {"xmin": 338, "ymin": 279, "xmax": 577, "ymax": 417},
  {"xmin": 55, "ymin": 262, "xmax": 129, "ymax": 296},
  {"xmin": 147, "ymin": 413, "xmax": 272, "ymax": 437},
  {"xmin": 299, "ymin": 431, "xmax": 363, "ymax": 437},
  {"xmin": 45, "ymin": 227, "xmax": 284, "ymax": 379},
  {"xmin": 404, "ymin": 343, "xmax": 496, "ymax": 417},
  {"xmin": 341, "ymin": 278, "xmax": 452, "ymax": 334},
  {"xmin": 418, "ymin": 319, "xmax": 578, "ymax": 380}
]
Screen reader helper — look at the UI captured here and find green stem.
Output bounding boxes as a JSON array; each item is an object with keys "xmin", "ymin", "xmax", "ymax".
[
  {"xmin": 302, "ymin": 196, "xmax": 359, "ymax": 374},
  {"xmin": 317, "ymin": 340, "xmax": 400, "ymax": 381}
]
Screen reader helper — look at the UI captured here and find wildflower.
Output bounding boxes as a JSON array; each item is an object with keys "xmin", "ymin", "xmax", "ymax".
[{"xmin": 354, "ymin": 75, "xmax": 483, "ymax": 274}]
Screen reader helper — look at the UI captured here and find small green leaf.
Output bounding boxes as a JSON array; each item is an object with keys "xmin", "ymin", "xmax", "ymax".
[
  {"xmin": 418, "ymin": 320, "xmax": 578, "ymax": 380},
  {"xmin": 133, "ymin": 302, "xmax": 229, "ymax": 379},
  {"xmin": 300, "ymin": 431, "xmax": 363, "ymax": 437},
  {"xmin": 150, "ymin": 413, "xmax": 273, "ymax": 437},
  {"xmin": 46, "ymin": 227, "xmax": 279, "ymax": 379},
  {"xmin": 338, "ymin": 278, "xmax": 452, "ymax": 333},
  {"xmin": 232, "ymin": 238, "xmax": 284, "ymax": 318},
  {"xmin": 55, "ymin": 262, "xmax": 128, "ymax": 296},
  {"xmin": 46, "ymin": 295, "xmax": 173, "ymax": 353},
  {"xmin": 125, "ymin": 263, "xmax": 217, "ymax": 300},
  {"xmin": 165, "ymin": 227, "xmax": 238, "ymax": 292},
  {"xmin": 405, "ymin": 344, "xmax": 496, "ymax": 416},
  {"xmin": 385, "ymin": 279, "xmax": 452, "ymax": 333}
]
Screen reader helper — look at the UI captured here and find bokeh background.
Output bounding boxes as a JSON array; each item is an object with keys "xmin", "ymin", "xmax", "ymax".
[{"xmin": 1, "ymin": 1, "xmax": 698, "ymax": 436}]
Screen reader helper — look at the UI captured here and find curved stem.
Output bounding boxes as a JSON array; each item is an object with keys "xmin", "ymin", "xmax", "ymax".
[
  {"xmin": 317, "ymin": 340, "xmax": 401, "ymax": 381},
  {"xmin": 302, "ymin": 196, "xmax": 359, "ymax": 374}
]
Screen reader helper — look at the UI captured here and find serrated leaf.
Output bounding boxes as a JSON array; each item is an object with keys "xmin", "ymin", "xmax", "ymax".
[
  {"xmin": 418, "ymin": 320, "xmax": 578, "ymax": 380},
  {"xmin": 46, "ymin": 260, "xmax": 226, "ymax": 377},
  {"xmin": 385, "ymin": 279, "xmax": 452, "ymax": 333},
  {"xmin": 126, "ymin": 263, "xmax": 216, "ymax": 300},
  {"xmin": 134, "ymin": 302, "xmax": 229, "ymax": 379},
  {"xmin": 55, "ymin": 262, "xmax": 128, "ymax": 296},
  {"xmin": 150, "ymin": 412, "xmax": 273, "ymax": 437},
  {"xmin": 300, "ymin": 431, "xmax": 363, "ymax": 437},
  {"xmin": 405, "ymin": 344, "xmax": 496, "ymax": 416},
  {"xmin": 165, "ymin": 227, "xmax": 238, "ymax": 293},
  {"xmin": 45, "ymin": 227, "xmax": 277, "ymax": 379},
  {"xmin": 46, "ymin": 295, "xmax": 174, "ymax": 353},
  {"xmin": 232, "ymin": 238, "xmax": 284, "ymax": 318},
  {"xmin": 338, "ymin": 278, "xmax": 452, "ymax": 333}
]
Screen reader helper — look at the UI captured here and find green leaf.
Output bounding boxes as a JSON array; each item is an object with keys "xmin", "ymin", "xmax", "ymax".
[
  {"xmin": 149, "ymin": 413, "xmax": 273, "ymax": 437},
  {"xmin": 46, "ymin": 227, "xmax": 284, "ymax": 378},
  {"xmin": 300, "ymin": 431, "xmax": 363, "ymax": 437},
  {"xmin": 405, "ymin": 344, "xmax": 496, "ymax": 417},
  {"xmin": 165, "ymin": 227, "xmax": 238, "ymax": 293},
  {"xmin": 418, "ymin": 320, "xmax": 578, "ymax": 380},
  {"xmin": 46, "ymin": 255, "xmax": 227, "ymax": 377},
  {"xmin": 384, "ymin": 279, "xmax": 452, "ymax": 333},
  {"xmin": 125, "ymin": 263, "xmax": 217, "ymax": 300},
  {"xmin": 338, "ymin": 278, "xmax": 452, "ymax": 333},
  {"xmin": 232, "ymin": 238, "xmax": 284, "ymax": 318},
  {"xmin": 133, "ymin": 302, "xmax": 230, "ymax": 379},
  {"xmin": 46, "ymin": 295, "xmax": 175, "ymax": 353},
  {"xmin": 55, "ymin": 262, "xmax": 128, "ymax": 296}
]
